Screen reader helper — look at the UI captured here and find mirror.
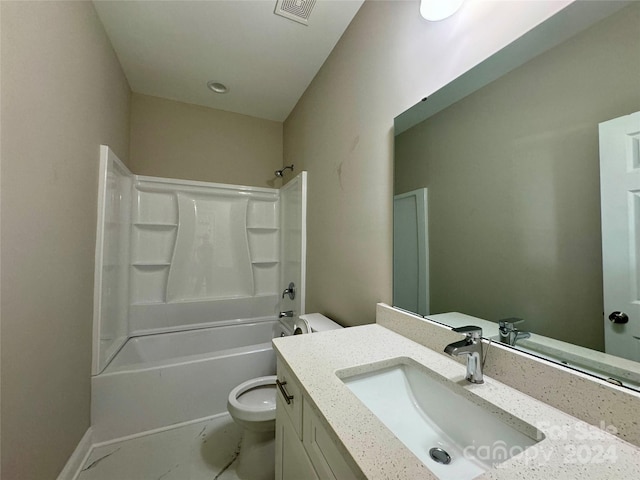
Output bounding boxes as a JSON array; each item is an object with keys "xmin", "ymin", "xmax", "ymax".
[{"xmin": 393, "ymin": 1, "xmax": 640, "ymax": 390}]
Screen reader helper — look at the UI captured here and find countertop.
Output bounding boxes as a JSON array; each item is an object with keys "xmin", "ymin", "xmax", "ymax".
[{"xmin": 272, "ymin": 323, "xmax": 640, "ymax": 479}]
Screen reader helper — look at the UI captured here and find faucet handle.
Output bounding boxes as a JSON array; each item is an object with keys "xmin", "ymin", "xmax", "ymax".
[
  {"xmin": 451, "ymin": 325, "xmax": 483, "ymax": 340},
  {"xmin": 281, "ymin": 282, "xmax": 296, "ymax": 300}
]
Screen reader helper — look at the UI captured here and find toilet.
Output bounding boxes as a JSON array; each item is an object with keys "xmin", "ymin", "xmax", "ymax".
[
  {"xmin": 227, "ymin": 313, "xmax": 342, "ymax": 480},
  {"xmin": 227, "ymin": 375, "xmax": 279, "ymax": 480}
]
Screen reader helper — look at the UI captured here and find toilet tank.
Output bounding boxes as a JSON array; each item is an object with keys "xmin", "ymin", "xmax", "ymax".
[
  {"xmin": 276, "ymin": 313, "xmax": 342, "ymax": 336},
  {"xmin": 296, "ymin": 313, "xmax": 342, "ymax": 334}
]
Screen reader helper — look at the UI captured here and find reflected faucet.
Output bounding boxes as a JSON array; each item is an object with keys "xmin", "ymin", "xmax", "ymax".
[
  {"xmin": 498, "ymin": 318, "xmax": 531, "ymax": 346},
  {"xmin": 444, "ymin": 326, "xmax": 484, "ymax": 384},
  {"xmin": 279, "ymin": 310, "xmax": 294, "ymax": 318}
]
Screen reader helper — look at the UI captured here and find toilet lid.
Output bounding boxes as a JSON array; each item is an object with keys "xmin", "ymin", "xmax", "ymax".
[{"xmin": 237, "ymin": 385, "xmax": 276, "ymax": 409}]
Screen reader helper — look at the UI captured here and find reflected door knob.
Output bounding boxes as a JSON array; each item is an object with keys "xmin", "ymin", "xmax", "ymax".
[{"xmin": 608, "ymin": 311, "xmax": 629, "ymax": 324}]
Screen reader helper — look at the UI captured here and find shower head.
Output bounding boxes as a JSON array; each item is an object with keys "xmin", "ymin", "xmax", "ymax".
[{"xmin": 275, "ymin": 164, "xmax": 294, "ymax": 178}]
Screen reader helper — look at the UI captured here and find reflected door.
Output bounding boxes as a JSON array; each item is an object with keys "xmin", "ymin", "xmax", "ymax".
[
  {"xmin": 600, "ymin": 111, "xmax": 640, "ymax": 361},
  {"xmin": 393, "ymin": 189, "xmax": 429, "ymax": 316}
]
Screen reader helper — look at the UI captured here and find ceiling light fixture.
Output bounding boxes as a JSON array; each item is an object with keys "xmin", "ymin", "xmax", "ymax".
[
  {"xmin": 420, "ymin": 0, "xmax": 465, "ymax": 21},
  {"xmin": 207, "ymin": 81, "xmax": 229, "ymax": 94}
]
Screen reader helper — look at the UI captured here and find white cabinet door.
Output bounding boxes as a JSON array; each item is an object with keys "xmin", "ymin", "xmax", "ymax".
[
  {"xmin": 303, "ymin": 399, "xmax": 360, "ymax": 480},
  {"xmin": 600, "ymin": 111, "xmax": 640, "ymax": 360},
  {"xmin": 275, "ymin": 398, "xmax": 319, "ymax": 480}
]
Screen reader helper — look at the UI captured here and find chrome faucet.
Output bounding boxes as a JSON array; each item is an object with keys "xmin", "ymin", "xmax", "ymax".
[
  {"xmin": 279, "ymin": 310, "xmax": 294, "ymax": 318},
  {"xmin": 444, "ymin": 326, "xmax": 484, "ymax": 384},
  {"xmin": 498, "ymin": 318, "xmax": 530, "ymax": 346}
]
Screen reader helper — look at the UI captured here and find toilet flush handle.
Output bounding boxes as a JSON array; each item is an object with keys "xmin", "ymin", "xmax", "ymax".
[{"xmin": 276, "ymin": 379, "xmax": 294, "ymax": 404}]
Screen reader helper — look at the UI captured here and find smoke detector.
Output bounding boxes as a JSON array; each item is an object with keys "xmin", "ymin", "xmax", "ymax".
[{"xmin": 274, "ymin": 0, "xmax": 316, "ymax": 26}]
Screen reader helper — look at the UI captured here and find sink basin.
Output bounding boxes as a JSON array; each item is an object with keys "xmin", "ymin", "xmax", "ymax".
[{"xmin": 338, "ymin": 358, "xmax": 542, "ymax": 480}]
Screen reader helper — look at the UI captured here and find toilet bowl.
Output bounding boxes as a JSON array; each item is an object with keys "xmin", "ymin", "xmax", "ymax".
[
  {"xmin": 227, "ymin": 375, "xmax": 277, "ymax": 480},
  {"xmin": 227, "ymin": 313, "xmax": 342, "ymax": 479},
  {"xmin": 227, "ymin": 375, "xmax": 277, "ymax": 431}
]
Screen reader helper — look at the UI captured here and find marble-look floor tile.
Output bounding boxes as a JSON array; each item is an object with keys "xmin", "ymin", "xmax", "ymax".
[{"xmin": 77, "ymin": 414, "xmax": 242, "ymax": 480}]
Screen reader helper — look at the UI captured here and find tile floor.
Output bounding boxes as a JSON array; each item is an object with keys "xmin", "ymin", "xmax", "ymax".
[{"xmin": 76, "ymin": 414, "xmax": 243, "ymax": 480}]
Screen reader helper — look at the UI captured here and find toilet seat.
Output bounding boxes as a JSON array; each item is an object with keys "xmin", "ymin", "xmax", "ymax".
[{"xmin": 227, "ymin": 375, "xmax": 277, "ymax": 423}]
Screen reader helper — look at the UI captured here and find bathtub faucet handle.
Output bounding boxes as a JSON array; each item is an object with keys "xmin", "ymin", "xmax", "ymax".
[{"xmin": 281, "ymin": 282, "xmax": 296, "ymax": 300}]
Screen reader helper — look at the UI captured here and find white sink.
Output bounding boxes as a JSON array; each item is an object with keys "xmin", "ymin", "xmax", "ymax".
[{"xmin": 338, "ymin": 359, "xmax": 542, "ymax": 480}]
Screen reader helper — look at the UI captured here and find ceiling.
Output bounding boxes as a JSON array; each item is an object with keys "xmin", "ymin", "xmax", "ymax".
[{"xmin": 93, "ymin": 0, "xmax": 364, "ymax": 122}]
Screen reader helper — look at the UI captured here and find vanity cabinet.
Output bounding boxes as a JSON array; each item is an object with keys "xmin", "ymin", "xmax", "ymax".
[
  {"xmin": 276, "ymin": 397, "xmax": 319, "ymax": 480},
  {"xmin": 275, "ymin": 360, "xmax": 360, "ymax": 480}
]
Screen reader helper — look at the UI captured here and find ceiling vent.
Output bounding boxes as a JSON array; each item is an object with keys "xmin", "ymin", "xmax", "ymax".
[{"xmin": 274, "ymin": 0, "xmax": 316, "ymax": 26}]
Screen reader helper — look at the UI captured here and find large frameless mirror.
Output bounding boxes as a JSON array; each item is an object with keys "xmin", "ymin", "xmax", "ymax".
[{"xmin": 393, "ymin": 1, "xmax": 640, "ymax": 391}]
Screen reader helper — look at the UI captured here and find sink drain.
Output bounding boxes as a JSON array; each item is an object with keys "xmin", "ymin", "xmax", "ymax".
[{"xmin": 429, "ymin": 447, "xmax": 451, "ymax": 465}]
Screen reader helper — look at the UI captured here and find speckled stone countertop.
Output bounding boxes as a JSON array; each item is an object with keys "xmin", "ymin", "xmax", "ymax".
[{"xmin": 272, "ymin": 324, "xmax": 640, "ymax": 479}]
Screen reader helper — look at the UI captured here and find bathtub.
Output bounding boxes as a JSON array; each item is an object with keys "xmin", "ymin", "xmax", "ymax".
[{"xmin": 91, "ymin": 317, "xmax": 282, "ymax": 442}]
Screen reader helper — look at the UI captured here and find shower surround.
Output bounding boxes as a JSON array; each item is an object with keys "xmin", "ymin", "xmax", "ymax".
[{"xmin": 90, "ymin": 146, "xmax": 306, "ymax": 442}]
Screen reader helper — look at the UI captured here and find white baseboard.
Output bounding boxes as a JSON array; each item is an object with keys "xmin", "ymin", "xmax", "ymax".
[{"xmin": 56, "ymin": 427, "xmax": 94, "ymax": 480}]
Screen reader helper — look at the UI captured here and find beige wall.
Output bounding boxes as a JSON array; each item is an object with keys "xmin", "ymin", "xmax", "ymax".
[
  {"xmin": 129, "ymin": 93, "xmax": 283, "ymax": 187},
  {"xmin": 0, "ymin": 1, "xmax": 131, "ymax": 478},
  {"xmin": 283, "ymin": 0, "xmax": 572, "ymax": 326},
  {"xmin": 395, "ymin": 4, "xmax": 640, "ymax": 350}
]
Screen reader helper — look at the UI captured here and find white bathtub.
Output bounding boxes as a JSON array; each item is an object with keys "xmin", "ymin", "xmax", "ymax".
[{"xmin": 92, "ymin": 317, "xmax": 282, "ymax": 442}]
